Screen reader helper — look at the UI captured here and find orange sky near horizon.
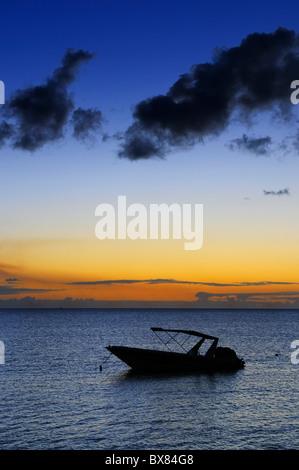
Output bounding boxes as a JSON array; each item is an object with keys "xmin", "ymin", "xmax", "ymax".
[{"xmin": 1, "ymin": 232, "xmax": 299, "ymax": 304}]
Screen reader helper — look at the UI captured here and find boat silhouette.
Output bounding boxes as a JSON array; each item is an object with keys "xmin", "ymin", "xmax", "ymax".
[{"xmin": 106, "ymin": 327, "xmax": 245, "ymax": 373}]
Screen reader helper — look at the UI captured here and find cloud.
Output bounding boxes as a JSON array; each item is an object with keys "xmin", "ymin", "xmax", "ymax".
[
  {"xmin": 5, "ymin": 278, "xmax": 20, "ymax": 284},
  {"xmin": 1, "ymin": 291, "xmax": 299, "ymax": 309},
  {"xmin": 118, "ymin": 124, "xmax": 166, "ymax": 160},
  {"xmin": 119, "ymin": 27, "xmax": 299, "ymax": 160},
  {"xmin": 0, "ymin": 121, "xmax": 14, "ymax": 147},
  {"xmin": 263, "ymin": 187, "xmax": 290, "ymax": 196},
  {"xmin": 0, "ymin": 48, "xmax": 103, "ymax": 151},
  {"xmin": 71, "ymin": 107, "xmax": 103, "ymax": 143},
  {"xmin": 194, "ymin": 290, "xmax": 299, "ymax": 307},
  {"xmin": 227, "ymin": 134, "xmax": 272, "ymax": 155},
  {"xmin": 66, "ymin": 278, "xmax": 298, "ymax": 287},
  {"xmin": 0, "ymin": 285, "xmax": 63, "ymax": 295}
]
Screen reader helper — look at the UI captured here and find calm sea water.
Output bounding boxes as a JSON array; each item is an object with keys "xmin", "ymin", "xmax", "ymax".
[{"xmin": 0, "ymin": 308, "xmax": 298, "ymax": 450}]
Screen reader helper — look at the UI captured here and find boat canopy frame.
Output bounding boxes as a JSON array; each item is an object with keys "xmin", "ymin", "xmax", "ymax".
[{"xmin": 151, "ymin": 327, "xmax": 219, "ymax": 357}]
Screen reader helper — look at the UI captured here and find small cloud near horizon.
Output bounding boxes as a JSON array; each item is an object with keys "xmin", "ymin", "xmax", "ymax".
[
  {"xmin": 227, "ymin": 134, "xmax": 272, "ymax": 156},
  {"xmin": 5, "ymin": 278, "xmax": 21, "ymax": 284},
  {"xmin": 65, "ymin": 278, "xmax": 298, "ymax": 287},
  {"xmin": 263, "ymin": 188, "xmax": 290, "ymax": 196},
  {"xmin": 0, "ymin": 285, "xmax": 64, "ymax": 295}
]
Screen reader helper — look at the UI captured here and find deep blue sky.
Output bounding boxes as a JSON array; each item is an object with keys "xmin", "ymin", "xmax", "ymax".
[{"xmin": 2, "ymin": 0, "xmax": 299, "ymax": 106}]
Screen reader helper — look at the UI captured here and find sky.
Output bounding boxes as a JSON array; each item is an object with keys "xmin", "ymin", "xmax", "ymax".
[{"xmin": 1, "ymin": 0, "xmax": 299, "ymax": 308}]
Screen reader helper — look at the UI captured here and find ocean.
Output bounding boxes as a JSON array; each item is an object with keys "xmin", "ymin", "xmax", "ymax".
[{"xmin": 0, "ymin": 308, "xmax": 298, "ymax": 450}]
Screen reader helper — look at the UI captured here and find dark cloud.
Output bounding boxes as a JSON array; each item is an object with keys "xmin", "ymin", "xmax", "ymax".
[
  {"xmin": 263, "ymin": 187, "xmax": 290, "ymax": 196},
  {"xmin": 119, "ymin": 27, "xmax": 299, "ymax": 160},
  {"xmin": 228, "ymin": 134, "xmax": 272, "ymax": 155},
  {"xmin": 0, "ymin": 285, "xmax": 63, "ymax": 295},
  {"xmin": 0, "ymin": 121, "xmax": 14, "ymax": 147},
  {"xmin": 1, "ymin": 48, "xmax": 103, "ymax": 151},
  {"xmin": 5, "ymin": 278, "xmax": 20, "ymax": 284},
  {"xmin": 67, "ymin": 279, "xmax": 145, "ymax": 286},
  {"xmin": 1, "ymin": 291, "xmax": 299, "ymax": 309},
  {"xmin": 118, "ymin": 124, "xmax": 165, "ymax": 160},
  {"xmin": 66, "ymin": 278, "xmax": 298, "ymax": 287},
  {"xmin": 195, "ymin": 290, "xmax": 299, "ymax": 307},
  {"xmin": 71, "ymin": 107, "xmax": 103, "ymax": 143}
]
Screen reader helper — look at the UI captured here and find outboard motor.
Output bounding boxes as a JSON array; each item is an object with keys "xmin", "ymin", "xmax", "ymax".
[{"xmin": 215, "ymin": 347, "xmax": 245, "ymax": 368}]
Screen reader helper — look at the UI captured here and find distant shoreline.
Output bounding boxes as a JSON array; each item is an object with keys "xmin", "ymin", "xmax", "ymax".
[{"xmin": 0, "ymin": 305, "xmax": 298, "ymax": 311}]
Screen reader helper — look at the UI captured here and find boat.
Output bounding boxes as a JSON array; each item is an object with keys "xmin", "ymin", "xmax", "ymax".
[{"xmin": 106, "ymin": 327, "xmax": 245, "ymax": 373}]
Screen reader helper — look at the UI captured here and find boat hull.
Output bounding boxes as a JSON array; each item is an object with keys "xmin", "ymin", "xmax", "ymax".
[{"xmin": 106, "ymin": 345, "xmax": 244, "ymax": 373}]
